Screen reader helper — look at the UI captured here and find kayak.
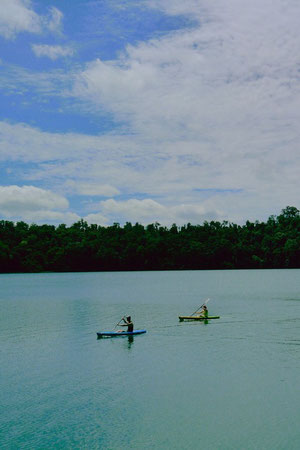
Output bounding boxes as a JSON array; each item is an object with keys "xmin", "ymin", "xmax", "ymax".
[
  {"xmin": 179, "ymin": 316, "xmax": 220, "ymax": 321},
  {"xmin": 97, "ymin": 330, "xmax": 147, "ymax": 338}
]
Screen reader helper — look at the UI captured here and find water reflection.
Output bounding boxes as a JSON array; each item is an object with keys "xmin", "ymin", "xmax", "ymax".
[
  {"xmin": 96, "ymin": 334, "xmax": 134, "ymax": 348},
  {"xmin": 127, "ymin": 335, "xmax": 134, "ymax": 348}
]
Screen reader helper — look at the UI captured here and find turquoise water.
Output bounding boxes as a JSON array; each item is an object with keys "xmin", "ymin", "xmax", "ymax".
[{"xmin": 1, "ymin": 270, "xmax": 300, "ymax": 449}]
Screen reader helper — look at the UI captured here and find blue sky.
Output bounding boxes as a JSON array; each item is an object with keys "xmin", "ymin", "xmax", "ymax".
[{"xmin": 0, "ymin": 0, "xmax": 299, "ymax": 226}]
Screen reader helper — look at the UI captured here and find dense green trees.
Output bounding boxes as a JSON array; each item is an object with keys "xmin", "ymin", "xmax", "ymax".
[{"xmin": 0, "ymin": 206, "xmax": 299, "ymax": 273}]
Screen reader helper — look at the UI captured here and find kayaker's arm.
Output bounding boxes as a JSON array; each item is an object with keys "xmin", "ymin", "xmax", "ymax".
[
  {"xmin": 116, "ymin": 317, "xmax": 126, "ymax": 325},
  {"xmin": 117, "ymin": 316, "xmax": 133, "ymax": 332}
]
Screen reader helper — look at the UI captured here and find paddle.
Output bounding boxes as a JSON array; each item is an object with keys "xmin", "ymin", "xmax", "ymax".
[
  {"xmin": 191, "ymin": 298, "xmax": 210, "ymax": 316},
  {"xmin": 113, "ymin": 316, "xmax": 125, "ymax": 330}
]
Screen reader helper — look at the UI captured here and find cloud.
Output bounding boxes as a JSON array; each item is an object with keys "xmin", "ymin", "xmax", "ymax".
[
  {"xmin": 83, "ymin": 212, "xmax": 110, "ymax": 226},
  {"xmin": 0, "ymin": 0, "xmax": 63, "ymax": 39},
  {"xmin": 0, "ymin": 185, "xmax": 79, "ymax": 224},
  {"xmin": 1, "ymin": 1, "xmax": 300, "ymax": 225},
  {"xmin": 73, "ymin": 2, "xmax": 300, "ymax": 150},
  {"xmin": 0, "ymin": 64, "xmax": 71, "ymax": 99},
  {"xmin": 0, "ymin": 117, "xmax": 299, "ymax": 225},
  {"xmin": 70, "ymin": 0, "xmax": 300, "ymax": 222},
  {"xmin": 21, "ymin": 210, "xmax": 80, "ymax": 224},
  {"xmin": 32, "ymin": 44, "xmax": 74, "ymax": 60},
  {"xmin": 0, "ymin": 121, "xmax": 98, "ymax": 162},
  {"xmin": 45, "ymin": 7, "xmax": 63, "ymax": 34},
  {"xmin": 144, "ymin": 0, "xmax": 208, "ymax": 19},
  {"xmin": 85, "ymin": 198, "xmax": 221, "ymax": 226},
  {"xmin": 0, "ymin": 185, "xmax": 68, "ymax": 212},
  {"xmin": 0, "ymin": 0, "xmax": 41, "ymax": 39},
  {"xmin": 65, "ymin": 181, "xmax": 120, "ymax": 197}
]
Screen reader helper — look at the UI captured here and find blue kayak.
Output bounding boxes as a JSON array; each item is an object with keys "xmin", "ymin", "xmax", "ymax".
[{"xmin": 97, "ymin": 330, "xmax": 147, "ymax": 338}]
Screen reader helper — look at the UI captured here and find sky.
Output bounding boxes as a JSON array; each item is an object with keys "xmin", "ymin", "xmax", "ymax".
[{"xmin": 0, "ymin": 0, "xmax": 300, "ymax": 227}]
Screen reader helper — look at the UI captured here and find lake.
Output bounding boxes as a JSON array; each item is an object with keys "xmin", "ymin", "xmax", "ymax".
[{"xmin": 1, "ymin": 269, "xmax": 300, "ymax": 449}]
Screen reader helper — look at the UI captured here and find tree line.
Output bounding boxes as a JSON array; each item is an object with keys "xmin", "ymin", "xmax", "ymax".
[{"xmin": 0, "ymin": 206, "xmax": 299, "ymax": 273}]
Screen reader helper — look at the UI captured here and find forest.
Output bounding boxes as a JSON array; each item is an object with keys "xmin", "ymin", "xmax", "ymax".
[{"xmin": 0, "ymin": 206, "xmax": 299, "ymax": 273}]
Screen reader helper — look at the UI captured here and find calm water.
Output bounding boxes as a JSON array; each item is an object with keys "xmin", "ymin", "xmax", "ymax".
[{"xmin": 1, "ymin": 270, "xmax": 300, "ymax": 449}]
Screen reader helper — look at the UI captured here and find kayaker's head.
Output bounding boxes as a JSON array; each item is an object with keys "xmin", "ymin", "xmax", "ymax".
[
  {"xmin": 127, "ymin": 316, "xmax": 131, "ymax": 322},
  {"xmin": 203, "ymin": 305, "xmax": 207, "ymax": 310}
]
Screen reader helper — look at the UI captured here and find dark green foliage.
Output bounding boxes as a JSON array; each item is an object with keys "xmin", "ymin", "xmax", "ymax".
[{"xmin": 0, "ymin": 206, "xmax": 299, "ymax": 272}]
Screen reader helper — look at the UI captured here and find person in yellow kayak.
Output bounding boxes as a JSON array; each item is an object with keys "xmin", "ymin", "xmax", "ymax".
[
  {"xmin": 118, "ymin": 316, "xmax": 134, "ymax": 332},
  {"xmin": 198, "ymin": 304, "xmax": 208, "ymax": 318}
]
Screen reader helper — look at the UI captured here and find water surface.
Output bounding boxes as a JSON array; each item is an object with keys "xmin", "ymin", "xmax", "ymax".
[{"xmin": 1, "ymin": 270, "xmax": 300, "ymax": 449}]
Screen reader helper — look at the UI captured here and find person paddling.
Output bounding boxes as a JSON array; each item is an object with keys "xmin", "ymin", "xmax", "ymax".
[
  {"xmin": 198, "ymin": 304, "xmax": 208, "ymax": 318},
  {"xmin": 118, "ymin": 316, "xmax": 134, "ymax": 332}
]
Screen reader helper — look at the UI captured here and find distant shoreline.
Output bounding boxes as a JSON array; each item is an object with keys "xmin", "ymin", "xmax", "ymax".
[{"xmin": 1, "ymin": 206, "xmax": 300, "ymax": 272}]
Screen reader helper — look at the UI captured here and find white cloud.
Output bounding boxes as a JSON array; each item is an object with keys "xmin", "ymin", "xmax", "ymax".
[
  {"xmin": 7, "ymin": 0, "xmax": 298, "ymax": 136},
  {"xmin": 65, "ymin": 181, "xmax": 120, "ymax": 197},
  {"xmin": 32, "ymin": 44, "xmax": 74, "ymax": 60},
  {"xmin": 85, "ymin": 198, "xmax": 221, "ymax": 226},
  {"xmin": 45, "ymin": 7, "xmax": 63, "ymax": 33},
  {"xmin": 0, "ymin": 121, "xmax": 100, "ymax": 162},
  {"xmin": 0, "ymin": 117, "xmax": 299, "ymax": 224},
  {"xmin": 101, "ymin": 198, "xmax": 165, "ymax": 218},
  {"xmin": 70, "ymin": 0, "xmax": 300, "ymax": 222},
  {"xmin": 0, "ymin": 64, "xmax": 71, "ymax": 98},
  {"xmin": 0, "ymin": 185, "xmax": 68, "ymax": 212},
  {"xmin": 22, "ymin": 210, "xmax": 80, "ymax": 224},
  {"xmin": 1, "ymin": 1, "xmax": 300, "ymax": 225},
  {"xmin": 84, "ymin": 212, "xmax": 110, "ymax": 226},
  {"xmin": 144, "ymin": 0, "xmax": 208, "ymax": 19},
  {"xmin": 0, "ymin": 0, "xmax": 41, "ymax": 39},
  {"xmin": 0, "ymin": 0, "xmax": 63, "ymax": 39},
  {"xmin": 0, "ymin": 185, "xmax": 78, "ymax": 224}
]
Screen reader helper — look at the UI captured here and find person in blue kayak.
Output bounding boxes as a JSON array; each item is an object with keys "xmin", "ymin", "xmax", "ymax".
[
  {"xmin": 118, "ymin": 316, "xmax": 134, "ymax": 332},
  {"xmin": 198, "ymin": 304, "xmax": 208, "ymax": 318}
]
